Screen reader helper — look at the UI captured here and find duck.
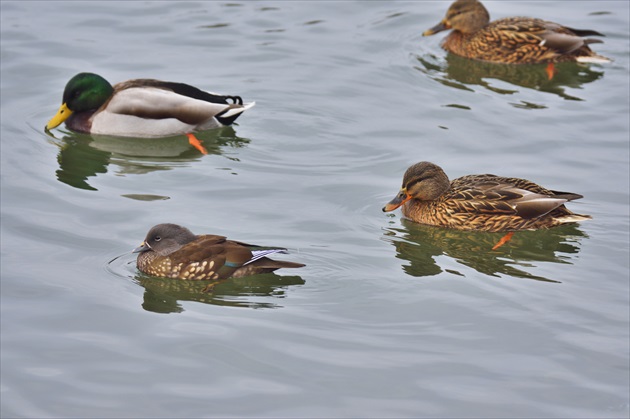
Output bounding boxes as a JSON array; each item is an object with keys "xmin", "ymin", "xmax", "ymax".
[
  {"xmin": 422, "ymin": 0, "xmax": 611, "ymax": 70},
  {"xmin": 382, "ymin": 162, "xmax": 591, "ymax": 249},
  {"xmin": 133, "ymin": 223, "xmax": 304, "ymax": 280},
  {"xmin": 45, "ymin": 73, "xmax": 255, "ymax": 154}
]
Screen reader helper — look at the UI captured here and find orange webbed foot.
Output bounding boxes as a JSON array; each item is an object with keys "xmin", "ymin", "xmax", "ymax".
[
  {"xmin": 492, "ymin": 231, "xmax": 515, "ymax": 251},
  {"xmin": 546, "ymin": 63, "xmax": 557, "ymax": 80},
  {"xmin": 186, "ymin": 133, "xmax": 208, "ymax": 155}
]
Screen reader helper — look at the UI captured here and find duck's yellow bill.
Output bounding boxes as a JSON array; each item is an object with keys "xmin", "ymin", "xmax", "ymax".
[{"xmin": 45, "ymin": 103, "xmax": 72, "ymax": 130}]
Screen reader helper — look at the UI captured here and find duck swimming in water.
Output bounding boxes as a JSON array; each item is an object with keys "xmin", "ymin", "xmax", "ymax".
[{"xmin": 46, "ymin": 72, "xmax": 255, "ymax": 154}]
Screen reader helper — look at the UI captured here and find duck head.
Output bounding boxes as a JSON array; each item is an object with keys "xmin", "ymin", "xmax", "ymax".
[
  {"xmin": 423, "ymin": 0, "xmax": 490, "ymax": 36},
  {"xmin": 383, "ymin": 162, "xmax": 450, "ymax": 212},
  {"xmin": 46, "ymin": 72, "xmax": 114, "ymax": 130},
  {"xmin": 133, "ymin": 223, "xmax": 197, "ymax": 257}
]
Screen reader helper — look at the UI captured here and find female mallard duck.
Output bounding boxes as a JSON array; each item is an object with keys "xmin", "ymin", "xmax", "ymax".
[
  {"xmin": 46, "ymin": 73, "xmax": 254, "ymax": 153},
  {"xmin": 423, "ymin": 0, "xmax": 611, "ymax": 66},
  {"xmin": 133, "ymin": 223, "xmax": 304, "ymax": 280},
  {"xmin": 383, "ymin": 162, "xmax": 591, "ymax": 249}
]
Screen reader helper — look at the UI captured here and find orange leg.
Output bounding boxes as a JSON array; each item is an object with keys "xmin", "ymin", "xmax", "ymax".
[
  {"xmin": 492, "ymin": 231, "xmax": 515, "ymax": 251},
  {"xmin": 186, "ymin": 133, "xmax": 208, "ymax": 155},
  {"xmin": 546, "ymin": 63, "xmax": 557, "ymax": 80}
]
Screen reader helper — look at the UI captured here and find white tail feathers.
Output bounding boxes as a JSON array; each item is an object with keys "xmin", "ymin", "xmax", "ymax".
[
  {"xmin": 245, "ymin": 248, "xmax": 287, "ymax": 265},
  {"xmin": 576, "ymin": 55, "xmax": 612, "ymax": 63},
  {"xmin": 556, "ymin": 214, "xmax": 593, "ymax": 224},
  {"xmin": 222, "ymin": 101, "xmax": 256, "ymax": 118}
]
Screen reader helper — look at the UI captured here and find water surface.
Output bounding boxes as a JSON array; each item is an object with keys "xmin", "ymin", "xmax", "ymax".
[{"xmin": 1, "ymin": 1, "xmax": 629, "ymax": 417}]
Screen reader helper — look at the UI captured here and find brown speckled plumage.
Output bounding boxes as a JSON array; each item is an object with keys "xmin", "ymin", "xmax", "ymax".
[
  {"xmin": 423, "ymin": 0, "xmax": 610, "ymax": 64},
  {"xmin": 383, "ymin": 162, "xmax": 591, "ymax": 232},
  {"xmin": 134, "ymin": 224, "xmax": 304, "ymax": 280}
]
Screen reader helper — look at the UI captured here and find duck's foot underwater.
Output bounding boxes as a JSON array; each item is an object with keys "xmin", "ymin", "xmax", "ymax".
[
  {"xmin": 186, "ymin": 133, "xmax": 208, "ymax": 155},
  {"xmin": 546, "ymin": 63, "xmax": 557, "ymax": 80},
  {"xmin": 492, "ymin": 231, "xmax": 515, "ymax": 251}
]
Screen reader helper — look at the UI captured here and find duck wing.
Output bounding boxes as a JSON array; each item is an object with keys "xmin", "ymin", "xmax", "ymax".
[
  {"xmin": 117, "ymin": 79, "xmax": 243, "ymax": 104},
  {"xmin": 106, "ymin": 87, "xmax": 242, "ymax": 125},
  {"xmin": 166, "ymin": 235, "xmax": 254, "ymax": 279},
  {"xmin": 492, "ymin": 18, "xmax": 603, "ymax": 54},
  {"xmin": 105, "ymin": 79, "xmax": 252, "ymax": 126},
  {"xmin": 449, "ymin": 175, "xmax": 575, "ymax": 220},
  {"xmin": 539, "ymin": 31, "xmax": 601, "ymax": 54}
]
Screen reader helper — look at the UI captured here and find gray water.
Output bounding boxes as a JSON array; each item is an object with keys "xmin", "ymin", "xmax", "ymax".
[{"xmin": 1, "ymin": 1, "xmax": 629, "ymax": 418}]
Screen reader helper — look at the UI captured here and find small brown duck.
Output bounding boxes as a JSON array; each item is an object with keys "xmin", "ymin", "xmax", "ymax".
[
  {"xmin": 133, "ymin": 224, "xmax": 304, "ymax": 280},
  {"xmin": 422, "ymin": 0, "xmax": 611, "ymax": 70},
  {"xmin": 383, "ymin": 162, "xmax": 591, "ymax": 249}
]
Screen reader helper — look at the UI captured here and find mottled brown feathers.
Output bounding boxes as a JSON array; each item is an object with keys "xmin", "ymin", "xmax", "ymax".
[
  {"xmin": 134, "ymin": 223, "xmax": 304, "ymax": 280},
  {"xmin": 423, "ymin": 0, "xmax": 610, "ymax": 64},
  {"xmin": 383, "ymin": 162, "xmax": 591, "ymax": 232}
]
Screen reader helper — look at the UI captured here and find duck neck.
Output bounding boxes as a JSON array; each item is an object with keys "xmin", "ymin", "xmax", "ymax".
[{"xmin": 442, "ymin": 31, "xmax": 474, "ymax": 58}]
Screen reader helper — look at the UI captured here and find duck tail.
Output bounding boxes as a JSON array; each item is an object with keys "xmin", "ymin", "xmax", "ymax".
[
  {"xmin": 565, "ymin": 28, "xmax": 605, "ymax": 38},
  {"xmin": 583, "ymin": 38, "xmax": 604, "ymax": 48},
  {"xmin": 255, "ymin": 259, "xmax": 306, "ymax": 269},
  {"xmin": 246, "ymin": 248, "xmax": 305, "ymax": 269},
  {"xmin": 576, "ymin": 54, "xmax": 613, "ymax": 63},
  {"xmin": 556, "ymin": 213, "xmax": 592, "ymax": 224},
  {"xmin": 246, "ymin": 248, "xmax": 289, "ymax": 264},
  {"xmin": 550, "ymin": 191, "xmax": 584, "ymax": 201},
  {"xmin": 215, "ymin": 101, "xmax": 256, "ymax": 125},
  {"xmin": 560, "ymin": 27, "xmax": 612, "ymax": 63},
  {"xmin": 233, "ymin": 256, "xmax": 304, "ymax": 277}
]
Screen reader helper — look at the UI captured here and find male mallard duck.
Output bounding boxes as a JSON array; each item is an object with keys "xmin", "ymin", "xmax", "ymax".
[
  {"xmin": 382, "ymin": 162, "xmax": 591, "ymax": 249},
  {"xmin": 133, "ymin": 223, "xmax": 304, "ymax": 280},
  {"xmin": 46, "ymin": 73, "xmax": 254, "ymax": 153},
  {"xmin": 423, "ymin": 0, "xmax": 611, "ymax": 68}
]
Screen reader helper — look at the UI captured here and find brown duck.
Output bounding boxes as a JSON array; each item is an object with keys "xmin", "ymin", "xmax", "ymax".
[
  {"xmin": 134, "ymin": 223, "xmax": 304, "ymax": 280},
  {"xmin": 383, "ymin": 162, "xmax": 591, "ymax": 249},
  {"xmin": 423, "ymin": 0, "xmax": 611, "ymax": 67}
]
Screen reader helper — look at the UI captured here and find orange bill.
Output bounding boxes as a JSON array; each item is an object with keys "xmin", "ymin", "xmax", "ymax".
[{"xmin": 383, "ymin": 190, "xmax": 412, "ymax": 212}]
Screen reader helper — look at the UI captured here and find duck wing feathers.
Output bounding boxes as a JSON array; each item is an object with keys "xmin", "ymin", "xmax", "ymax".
[
  {"xmin": 491, "ymin": 18, "xmax": 603, "ymax": 55},
  {"xmin": 166, "ymin": 235, "xmax": 301, "ymax": 275},
  {"xmin": 448, "ymin": 175, "xmax": 580, "ymax": 220},
  {"xmin": 107, "ymin": 79, "xmax": 246, "ymax": 125},
  {"xmin": 167, "ymin": 235, "xmax": 254, "ymax": 268}
]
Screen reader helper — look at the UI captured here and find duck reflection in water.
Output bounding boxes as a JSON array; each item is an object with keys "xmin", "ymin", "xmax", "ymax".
[
  {"xmin": 133, "ymin": 273, "xmax": 305, "ymax": 313},
  {"xmin": 45, "ymin": 126, "xmax": 249, "ymax": 191},
  {"xmin": 415, "ymin": 53, "xmax": 605, "ymax": 102},
  {"xmin": 383, "ymin": 220, "xmax": 589, "ymax": 283}
]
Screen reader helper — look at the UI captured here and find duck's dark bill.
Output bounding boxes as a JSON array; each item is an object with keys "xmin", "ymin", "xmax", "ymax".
[
  {"xmin": 423, "ymin": 21, "xmax": 450, "ymax": 36},
  {"xmin": 132, "ymin": 242, "xmax": 150, "ymax": 253},
  {"xmin": 383, "ymin": 191, "xmax": 411, "ymax": 212}
]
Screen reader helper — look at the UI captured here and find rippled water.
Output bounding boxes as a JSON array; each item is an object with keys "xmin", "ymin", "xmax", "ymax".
[{"xmin": 2, "ymin": 1, "xmax": 629, "ymax": 417}]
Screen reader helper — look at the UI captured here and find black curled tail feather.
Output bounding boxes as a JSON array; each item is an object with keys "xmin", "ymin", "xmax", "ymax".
[
  {"xmin": 215, "ymin": 106, "xmax": 245, "ymax": 126},
  {"xmin": 223, "ymin": 95, "xmax": 244, "ymax": 105},
  {"xmin": 156, "ymin": 80, "xmax": 244, "ymax": 105}
]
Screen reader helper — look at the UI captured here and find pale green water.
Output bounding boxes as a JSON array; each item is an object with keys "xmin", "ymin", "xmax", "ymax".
[{"xmin": 1, "ymin": 1, "xmax": 629, "ymax": 418}]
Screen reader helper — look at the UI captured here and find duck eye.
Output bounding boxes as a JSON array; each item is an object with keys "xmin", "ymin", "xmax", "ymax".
[{"xmin": 154, "ymin": 236, "xmax": 161, "ymax": 242}]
